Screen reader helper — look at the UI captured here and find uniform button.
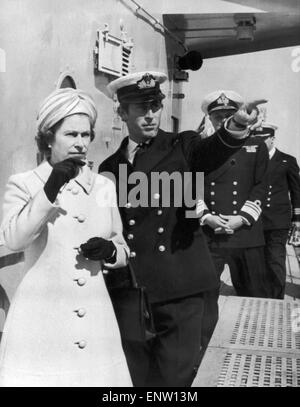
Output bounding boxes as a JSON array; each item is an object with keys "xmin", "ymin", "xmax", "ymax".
[
  {"xmin": 211, "ymin": 201, "xmax": 215, "ymax": 205},
  {"xmin": 268, "ymin": 192, "xmax": 272, "ymax": 195},
  {"xmin": 129, "ymin": 219, "xmax": 136, "ymax": 226},
  {"xmin": 233, "ymin": 210, "xmax": 238, "ymax": 214},
  {"xmin": 212, "ymin": 211, "xmax": 216, "ymax": 215},
  {"xmin": 266, "ymin": 204, "xmax": 271, "ymax": 207},
  {"xmin": 233, "ymin": 191, "xmax": 237, "ymax": 195},
  {"xmin": 269, "ymin": 185, "xmax": 272, "ymax": 189},
  {"xmin": 153, "ymin": 193, "xmax": 160, "ymax": 200},
  {"xmin": 233, "ymin": 201, "xmax": 237, "ymax": 205},
  {"xmin": 130, "ymin": 251, "xmax": 136, "ymax": 258},
  {"xmin": 77, "ymin": 340, "xmax": 87, "ymax": 349},
  {"xmin": 72, "ymin": 188, "xmax": 80, "ymax": 195},
  {"xmin": 158, "ymin": 227, "xmax": 164, "ymax": 234},
  {"xmin": 77, "ymin": 214, "xmax": 86, "ymax": 223},
  {"xmin": 127, "ymin": 234, "xmax": 134, "ymax": 240},
  {"xmin": 158, "ymin": 245, "xmax": 166, "ymax": 252},
  {"xmin": 125, "ymin": 202, "xmax": 132, "ymax": 209},
  {"xmin": 211, "ymin": 182, "xmax": 215, "ymax": 186},
  {"xmin": 76, "ymin": 308, "xmax": 86, "ymax": 318},
  {"xmin": 267, "ymin": 198, "xmax": 271, "ymax": 201},
  {"xmin": 157, "ymin": 209, "xmax": 163, "ymax": 216},
  {"xmin": 233, "ymin": 181, "xmax": 238, "ymax": 185},
  {"xmin": 77, "ymin": 278, "xmax": 87, "ymax": 286},
  {"xmin": 210, "ymin": 191, "xmax": 215, "ymax": 195}
]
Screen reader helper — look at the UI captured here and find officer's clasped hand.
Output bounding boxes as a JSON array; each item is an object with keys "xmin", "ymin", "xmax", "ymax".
[
  {"xmin": 231, "ymin": 99, "xmax": 268, "ymax": 129},
  {"xmin": 44, "ymin": 158, "xmax": 85, "ymax": 203},
  {"xmin": 79, "ymin": 237, "xmax": 116, "ymax": 262}
]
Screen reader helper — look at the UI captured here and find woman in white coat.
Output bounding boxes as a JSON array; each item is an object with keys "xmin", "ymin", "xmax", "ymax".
[{"xmin": 0, "ymin": 88, "xmax": 132, "ymax": 387}]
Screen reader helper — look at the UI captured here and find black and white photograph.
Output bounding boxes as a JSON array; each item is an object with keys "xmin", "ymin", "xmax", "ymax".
[{"xmin": 0, "ymin": 0, "xmax": 299, "ymax": 394}]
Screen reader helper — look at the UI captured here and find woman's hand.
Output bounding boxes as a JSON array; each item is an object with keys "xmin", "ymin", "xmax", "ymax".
[
  {"xmin": 79, "ymin": 237, "xmax": 116, "ymax": 263},
  {"xmin": 44, "ymin": 158, "xmax": 85, "ymax": 203}
]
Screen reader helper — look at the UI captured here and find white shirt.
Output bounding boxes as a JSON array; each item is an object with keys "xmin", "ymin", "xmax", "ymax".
[
  {"xmin": 127, "ymin": 138, "xmax": 152, "ymax": 164},
  {"xmin": 127, "ymin": 138, "xmax": 140, "ymax": 163},
  {"xmin": 269, "ymin": 146, "xmax": 276, "ymax": 159}
]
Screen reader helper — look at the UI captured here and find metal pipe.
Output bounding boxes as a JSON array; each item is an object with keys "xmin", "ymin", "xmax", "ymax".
[{"xmin": 127, "ymin": 0, "xmax": 188, "ymax": 52}]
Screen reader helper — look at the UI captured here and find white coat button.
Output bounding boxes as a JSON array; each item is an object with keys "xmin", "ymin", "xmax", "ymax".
[
  {"xmin": 233, "ymin": 181, "xmax": 238, "ymax": 185},
  {"xmin": 77, "ymin": 278, "xmax": 87, "ymax": 286},
  {"xmin": 211, "ymin": 182, "xmax": 215, "ymax": 186},
  {"xmin": 125, "ymin": 202, "xmax": 132, "ymax": 209},
  {"xmin": 130, "ymin": 251, "xmax": 136, "ymax": 258},
  {"xmin": 153, "ymin": 193, "xmax": 160, "ymax": 200},
  {"xmin": 127, "ymin": 234, "xmax": 134, "ymax": 240},
  {"xmin": 76, "ymin": 308, "xmax": 86, "ymax": 318},
  {"xmin": 77, "ymin": 340, "xmax": 87, "ymax": 349},
  {"xmin": 158, "ymin": 245, "xmax": 166, "ymax": 252},
  {"xmin": 77, "ymin": 214, "xmax": 86, "ymax": 223},
  {"xmin": 233, "ymin": 210, "xmax": 238, "ymax": 214},
  {"xmin": 233, "ymin": 191, "xmax": 237, "ymax": 195},
  {"xmin": 157, "ymin": 209, "xmax": 163, "ymax": 215},
  {"xmin": 129, "ymin": 219, "xmax": 135, "ymax": 226},
  {"xmin": 72, "ymin": 188, "xmax": 80, "ymax": 195},
  {"xmin": 158, "ymin": 227, "xmax": 164, "ymax": 234}
]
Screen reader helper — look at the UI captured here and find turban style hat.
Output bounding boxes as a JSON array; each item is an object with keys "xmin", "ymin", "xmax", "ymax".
[{"xmin": 37, "ymin": 88, "xmax": 97, "ymax": 133}]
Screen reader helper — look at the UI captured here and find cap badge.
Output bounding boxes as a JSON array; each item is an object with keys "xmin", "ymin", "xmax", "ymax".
[
  {"xmin": 217, "ymin": 93, "xmax": 229, "ymax": 106},
  {"xmin": 137, "ymin": 73, "xmax": 156, "ymax": 89}
]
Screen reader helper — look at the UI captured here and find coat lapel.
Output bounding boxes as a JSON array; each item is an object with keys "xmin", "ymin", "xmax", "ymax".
[
  {"xmin": 33, "ymin": 159, "xmax": 95, "ymax": 195},
  {"xmin": 268, "ymin": 149, "xmax": 283, "ymax": 172},
  {"xmin": 205, "ymin": 157, "xmax": 236, "ymax": 183},
  {"xmin": 133, "ymin": 129, "xmax": 175, "ymax": 173}
]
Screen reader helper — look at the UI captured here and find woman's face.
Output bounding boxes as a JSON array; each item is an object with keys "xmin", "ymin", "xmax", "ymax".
[{"xmin": 49, "ymin": 114, "xmax": 92, "ymax": 165}]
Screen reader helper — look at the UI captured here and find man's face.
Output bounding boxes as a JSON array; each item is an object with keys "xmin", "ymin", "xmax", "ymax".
[
  {"xmin": 119, "ymin": 100, "xmax": 163, "ymax": 143},
  {"xmin": 264, "ymin": 136, "xmax": 275, "ymax": 152},
  {"xmin": 209, "ymin": 109, "xmax": 235, "ymax": 131}
]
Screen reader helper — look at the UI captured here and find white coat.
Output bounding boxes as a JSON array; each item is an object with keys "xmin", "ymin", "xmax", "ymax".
[{"xmin": 0, "ymin": 161, "xmax": 132, "ymax": 387}]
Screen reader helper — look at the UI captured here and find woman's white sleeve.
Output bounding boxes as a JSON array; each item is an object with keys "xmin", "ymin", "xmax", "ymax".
[
  {"xmin": 103, "ymin": 182, "xmax": 129, "ymax": 269},
  {"xmin": 0, "ymin": 174, "xmax": 59, "ymax": 251}
]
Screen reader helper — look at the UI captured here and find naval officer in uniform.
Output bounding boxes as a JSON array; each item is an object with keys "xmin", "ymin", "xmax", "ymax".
[
  {"xmin": 252, "ymin": 123, "xmax": 300, "ymax": 299},
  {"xmin": 199, "ymin": 90, "xmax": 270, "ymax": 298},
  {"xmin": 99, "ymin": 73, "xmax": 264, "ymax": 387}
]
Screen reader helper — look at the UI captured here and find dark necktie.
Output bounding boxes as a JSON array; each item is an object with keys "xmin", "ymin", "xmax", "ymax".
[{"xmin": 132, "ymin": 142, "xmax": 150, "ymax": 167}]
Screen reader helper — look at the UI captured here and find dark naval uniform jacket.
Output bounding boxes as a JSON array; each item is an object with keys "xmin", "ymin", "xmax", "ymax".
[
  {"xmin": 203, "ymin": 136, "xmax": 269, "ymax": 249},
  {"xmin": 263, "ymin": 149, "xmax": 300, "ymax": 230},
  {"xmin": 99, "ymin": 128, "xmax": 248, "ymax": 303}
]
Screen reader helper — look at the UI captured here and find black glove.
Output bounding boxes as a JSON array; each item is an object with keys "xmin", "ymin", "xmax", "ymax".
[
  {"xmin": 80, "ymin": 237, "xmax": 116, "ymax": 263},
  {"xmin": 44, "ymin": 158, "xmax": 85, "ymax": 203}
]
